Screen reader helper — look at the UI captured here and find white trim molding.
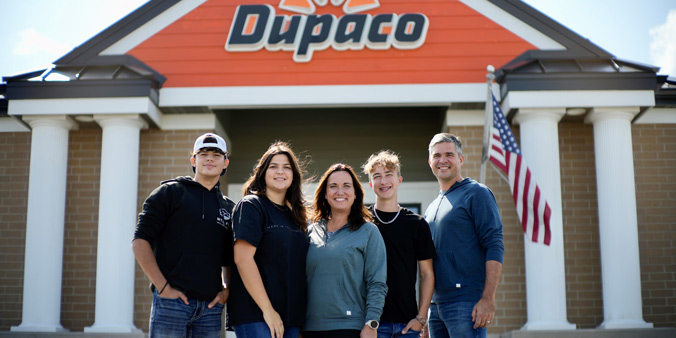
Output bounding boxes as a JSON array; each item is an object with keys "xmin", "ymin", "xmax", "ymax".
[
  {"xmin": 9, "ymin": 97, "xmax": 159, "ymax": 116},
  {"xmin": 0, "ymin": 116, "xmax": 31, "ymax": 132},
  {"xmin": 634, "ymin": 108, "xmax": 676, "ymax": 124},
  {"xmin": 503, "ymin": 90, "xmax": 655, "ymax": 111},
  {"xmin": 160, "ymin": 114, "xmax": 216, "ymax": 130},
  {"xmin": 160, "ymin": 83, "xmax": 488, "ymax": 108}
]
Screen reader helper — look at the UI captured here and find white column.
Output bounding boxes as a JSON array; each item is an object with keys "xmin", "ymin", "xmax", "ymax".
[
  {"xmin": 514, "ymin": 108, "xmax": 576, "ymax": 330},
  {"xmin": 11, "ymin": 115, "xmax": 77, "ymax": 332},
  {"xmin": 586, "ymin": 108, "xmax": 653, "ymax": 329},
  {"xmin": 85, "ymin": 115, "xmax": 146, "ymax": 333}
]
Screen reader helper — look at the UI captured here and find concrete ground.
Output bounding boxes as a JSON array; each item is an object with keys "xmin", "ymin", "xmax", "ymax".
[{"xmin": 2, "ymin": 327, "xmax": 676, "ymax": 338}]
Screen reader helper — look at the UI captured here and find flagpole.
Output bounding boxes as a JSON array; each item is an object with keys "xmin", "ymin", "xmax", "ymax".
[
  {"xmin": 489, "ymin": 161, "xmax": 509, "ymax": 184},
  {"xmin": 480, "ymin": 65, "xmax": 495, "ymax": 184}
]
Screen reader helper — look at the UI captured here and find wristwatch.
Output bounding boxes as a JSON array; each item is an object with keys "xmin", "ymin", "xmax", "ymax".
[{"xmin": 365, "ymin": 320, "xmax": 379, "ymax": 330}]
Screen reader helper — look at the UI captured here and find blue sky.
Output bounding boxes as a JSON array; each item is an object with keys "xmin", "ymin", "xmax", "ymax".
[
  {"xmin": 1, "ymin": 0, "xmax": 675, "ymax": 79},
  {"xmin": 524, "ymin": 0, "xmax": 676, "ymax": 75}
]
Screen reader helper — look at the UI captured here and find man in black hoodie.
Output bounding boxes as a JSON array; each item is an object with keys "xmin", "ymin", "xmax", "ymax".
[{"xmin": 133, "ymin": 133, "xmax": 236, "ymax": 338}]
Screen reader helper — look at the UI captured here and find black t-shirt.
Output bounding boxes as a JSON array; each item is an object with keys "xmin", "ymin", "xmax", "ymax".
[
  {"xmin": 227, "ymin": 195, "xmax": 309, "ymax": 328},
  {"xmin": 369, "ymin": 206, "xmax": 436, "ymax": 324}
]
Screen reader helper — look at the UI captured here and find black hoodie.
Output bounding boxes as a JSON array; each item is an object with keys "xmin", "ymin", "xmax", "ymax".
[{"xmin": 134, "ymin": 176, "xmax": 235, "ymax": 300}]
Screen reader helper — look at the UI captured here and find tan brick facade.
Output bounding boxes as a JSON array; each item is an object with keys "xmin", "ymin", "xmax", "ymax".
[
  {"xmin": 0, "ymin": 124, "xmax": 674, "ymax": 333},
  {"xmin": 0, "ymin": 132, "xmax": 30, "ymax": 329},
  {"xmin": 634, "ymin": 124, "xmax": 676, "ymax": 326},
  {"xmin": 62, "ymin": 129, "xmax": 102, "ymax": 330},
  {"xmin": 559, "ymin": 123, "xmax": 604, "ymax": 328}
]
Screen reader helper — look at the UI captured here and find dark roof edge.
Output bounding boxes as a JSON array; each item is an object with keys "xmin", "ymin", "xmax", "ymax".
[
  {"xmin": 3, "ymin": 69, "xmax": 48, "ymax": 82},
  {"xmin": 489, "ymin": 0, "xmax": 614, "ymax": 58},
  {"xmin": 3, "ymin": 55, "xmax": 166, "ymax": 88},
  {"xmin": 655, "ymin": 75, "xmax": 676, "ymax": 106},
  {"xmin": 55, "ymin": 0, "xmax": 180, "ymax": 65},
  {"xmin": 496, "ymin": 51, "xmax": 660, "ymax": 73},
  {"xmin": 0, "ymin": 84, "xmax": 7, "ymax": 116},
  {"xmin": 6, "ymin": 79, "xmax": 160, "ymax": 105},
  {"xmin": 615, "ymin": 58, "xmax": 661, "ymax": 73},
  {"xmin": 57, "ymin": 55, "xmax": 168, "ymax": 85}
]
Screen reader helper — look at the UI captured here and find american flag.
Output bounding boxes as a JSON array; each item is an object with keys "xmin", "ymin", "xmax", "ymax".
[{"xmin": 487, "ymin": 93, "xmax": 552, "ymax": 245}]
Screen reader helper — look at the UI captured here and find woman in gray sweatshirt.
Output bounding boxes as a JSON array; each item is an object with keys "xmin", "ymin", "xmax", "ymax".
[{"xmin": 303, "ymin": 163, "xmax": 388, "ymax": 338}]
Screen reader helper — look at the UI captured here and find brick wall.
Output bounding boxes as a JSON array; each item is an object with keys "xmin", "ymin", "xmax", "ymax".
[
  {"xmin": 559, "ymin": 124, "xmax": 604, "ymax": 328},
  {"xmin": 61, "ymin": 129, "xmax": 102, "ymax": 330},
  {"xmin": 633, "ymin": 124, "xmax": 676, "ymax": 327},
  {"xmin": 0, "ymin": 132, "xmax": 30, "ymax": 330}
]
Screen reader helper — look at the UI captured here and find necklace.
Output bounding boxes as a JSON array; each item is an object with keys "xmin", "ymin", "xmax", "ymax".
[{"xmin": 373, "ymin": 205, "xmax": 401, "ymax": 224}]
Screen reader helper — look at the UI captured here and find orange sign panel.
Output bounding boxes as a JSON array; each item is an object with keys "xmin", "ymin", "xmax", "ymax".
[{"xmin": 127, "ymin": 0, "xmax": 535, "ymax": 87}]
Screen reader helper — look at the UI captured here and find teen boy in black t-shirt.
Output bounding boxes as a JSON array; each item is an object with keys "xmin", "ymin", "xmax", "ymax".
[{"xmin": 363, "ymin": 150, "xmax": 436, "ymax": 337}]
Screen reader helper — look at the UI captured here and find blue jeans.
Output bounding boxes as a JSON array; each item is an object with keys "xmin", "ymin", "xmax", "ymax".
[
  {"xmin": 233, "ymin": 321, "xmax": 300, "ymax": 338},
  {"xmin": 429, "ymin": 302, "xmax": 486, "ymax": 338},
  {"xmin": 149, "ymin": 290, "xmax": 224, "ymax": 338},
  {"xmin": 377, "ymin": 322, "xmax": 421, "ymax": 338}
]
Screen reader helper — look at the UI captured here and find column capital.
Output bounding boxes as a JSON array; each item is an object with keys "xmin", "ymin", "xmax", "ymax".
[
  {"xmin": 94, "ymin": 114, "xmax": 148, "ymax": 129},
  {"xmin": 22, "ymin": 115, "xmax": 78, "ymax": 130},
  {"xmin": 513, "ymin": 108, "xmax": 566, "ymax": 125},
  {"xmin": 585, "ymin": 107, "xmax": 640, "ymax": 124}
]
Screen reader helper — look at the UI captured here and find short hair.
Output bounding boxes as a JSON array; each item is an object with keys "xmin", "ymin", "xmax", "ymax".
[
  {"xmin": 242, "ymin": 141, "xmax": 308, "ymax": 231},
  {"xmin": 362, "ymin": 150, "xmax": 401, "ymax": 178},
  {"xmin": 312, "ymin": 163, "xmax": 372, "ymax": 230},
  {"xmin": 428, "ymin": 133, "xmax": 463, "ymax": 157}
]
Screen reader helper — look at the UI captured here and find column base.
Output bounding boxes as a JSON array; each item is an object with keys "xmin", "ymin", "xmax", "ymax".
[
  {"xmin": 84, "ymin": 324, "xmax": 143, "ymax": 333},
  {"xmin": 597, "ymin": 319, "xmax": 653, "ymax": 329},
  {"xmin": 11, "ymin": 323, "xmax": 69, "ymax": 332},
  {"xmin": 502, "ymin": 328, "xmax": 675, "ymax": 338},
  {"xmin": 521, "ymin": 321, "xmax": 576, "ymax": 331}
]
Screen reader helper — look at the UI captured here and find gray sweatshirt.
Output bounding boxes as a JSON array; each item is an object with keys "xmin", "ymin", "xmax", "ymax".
[{"xmin": 304, "ymin": 219, "xmax": 388, "ymax": 331}]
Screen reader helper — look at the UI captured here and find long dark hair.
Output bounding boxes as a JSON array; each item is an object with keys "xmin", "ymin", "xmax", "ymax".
[
  {"xmin": 242, "ymin": 141, "xmax": 308, "ymax": 232},
  {"xmin": 312, "ymin": 163, "xmax": 372, "ymax": 231}
]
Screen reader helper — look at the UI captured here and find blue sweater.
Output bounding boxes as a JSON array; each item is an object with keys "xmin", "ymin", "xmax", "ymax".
[
  {"xmin": 424, "ymin": 178, "xmax": 504, "ymax": 303},
  {"xmin": 304, "ymin": 220, "xmax": 388, "ymax": 331}
]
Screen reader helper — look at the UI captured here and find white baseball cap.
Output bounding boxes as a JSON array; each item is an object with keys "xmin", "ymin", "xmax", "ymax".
[{"xmin": 193, "ymin": 133, "xmax": 227, "ymax": 154}]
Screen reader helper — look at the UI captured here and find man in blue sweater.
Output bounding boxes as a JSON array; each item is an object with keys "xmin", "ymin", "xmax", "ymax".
[{"xmin": 424, "ymin": 133, "xmax": 504, "ymax": 338}]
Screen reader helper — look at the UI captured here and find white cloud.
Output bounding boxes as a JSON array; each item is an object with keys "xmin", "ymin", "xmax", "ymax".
[
  {"xmin": 649, "ymin": 10, "xmax": 676, "ymax": 77},
  {"xmin": 13, "ymin": 28, "xmax": 71, "ymax": 58}
]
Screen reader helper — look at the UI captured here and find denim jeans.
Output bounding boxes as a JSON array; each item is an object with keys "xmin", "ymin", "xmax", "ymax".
[
  {"xmin": 233, "ymin": 321, "xmax": 300, "ymax": 338},
  {"xmin": 429, "ymin": 302, "xmax": 486, "ymax": 338},
  {"xmin": 149, "ymin": 290, "xmax": 224, "ymax": 338},
  {"xmin": 377, "ymin": 322, "xmax": 421, "ymax": 338}
]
